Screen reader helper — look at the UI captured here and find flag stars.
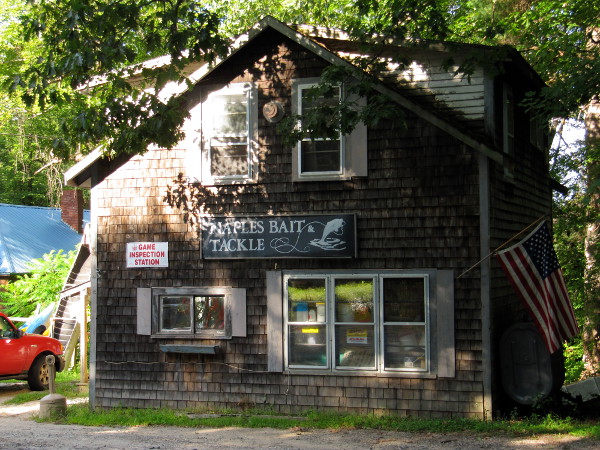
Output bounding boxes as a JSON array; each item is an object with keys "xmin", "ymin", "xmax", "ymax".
[{"xmin": 523, "ymin": 223, "xmax": 560, "ymax": 278}]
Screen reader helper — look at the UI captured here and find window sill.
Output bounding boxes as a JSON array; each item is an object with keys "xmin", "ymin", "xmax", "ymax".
[
  {"xmin": 294, "ymin": 174, "xmax": 352, "ymax": 182},
  {"xmin": 159, "ymin": 344, "xmax": 220, "ymax": 354},
  {"xmin": 151, "ymin": 334, "xmax": 231, "ymax": 340},
  {"xmin": 285, "ymin": 369, "xmax": 436, "ymax": 378},
  {"xmin": 199, "ymin": 177, "xmax": 258, "ymax": 187}
]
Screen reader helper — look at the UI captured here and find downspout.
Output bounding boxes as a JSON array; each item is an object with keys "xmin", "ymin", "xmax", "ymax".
[
  {"xmin": 88, "ymin": 166, "xmax": 99, "ymax": 408},
  {"xmin": 479, "ymin": 152, "xmax": 493, "ymax": 419}
]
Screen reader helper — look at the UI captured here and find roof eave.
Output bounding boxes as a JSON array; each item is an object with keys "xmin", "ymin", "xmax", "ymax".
[{"xmin": 64, "ymin": 15, "xmax": 504, "ymax": 188}]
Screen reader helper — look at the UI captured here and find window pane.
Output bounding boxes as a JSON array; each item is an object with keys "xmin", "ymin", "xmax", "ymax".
[
  {"xmin": 288, "ymin": 278, "xmax": 326, "ymax": 323},
  {"xmin": 335, "ymin": 278, "xmax": 374, "ymax": 323},
  {"xmin": 210, "ymin": 92, "xmax": 249, "ymax": 177},
  {"xmin": 194, "ymin": 296, "xmax": 225, "ymax": 331},
  {"xmin": 335, "ymin": 325, "xmax": 375, "ymax": 368},
  {"xmin": 288, "ymin": 324, "xmax": 327, "ymax": 367},
  {"xmin": 300, "ymin": 140, "xmax": 341, "ymax": 173},
  {"xmin": 160, "ymin": 296, "xmax": 192, "ymax": 332},
  {"xmin": 210, "ymin": 143, "xmax": 248, "ymax": 176},
  {"xmin": 299, "ymin": 85, "xmax": 342, "ymax": 174},
  {"xmin": 384, "ymin": 325, "xmax": 426, "ymax": 369},
  {"xmin": 383, "ymin": 278, "xmax": 425, "ymax": 322},
  {"xmin": 301, "ymin": 86, "xmax": 339, "ymax": 115},
  {"xmin": 212, "ymin": 94, "xmax": 247, "ymax": 136}
]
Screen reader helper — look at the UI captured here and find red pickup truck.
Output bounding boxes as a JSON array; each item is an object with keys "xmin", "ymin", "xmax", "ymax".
[{"xmin": 0, "ymin": 312, "xmax": 65, "ymax": 390}]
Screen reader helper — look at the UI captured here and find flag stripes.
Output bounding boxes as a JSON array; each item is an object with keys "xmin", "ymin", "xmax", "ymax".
[{"xmin": 496, "ymin": 221, "xmax": 578, "ymax": 354}]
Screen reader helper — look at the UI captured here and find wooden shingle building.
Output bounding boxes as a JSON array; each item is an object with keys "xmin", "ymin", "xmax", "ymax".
[{"xmin": 65, "ymin": 17, "xmax": 559, "ymax": 418}]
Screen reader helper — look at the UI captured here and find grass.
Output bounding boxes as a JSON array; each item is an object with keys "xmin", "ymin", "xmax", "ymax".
[
  {"xmin": 1, "ymin": 369, "xmax": 87, "ymax": 405},
  {"xmin": 5, "ymin": 372, "xmax": 597, "ymax": 441},
  {"xmin": 40, "ymin": 403, "xmax": 600, "ymax": 441}
]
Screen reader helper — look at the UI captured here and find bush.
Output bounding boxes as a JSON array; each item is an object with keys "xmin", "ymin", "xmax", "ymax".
[{"xmin": 0, "ymin": 249, "xmax": 76, "ymax": 318}]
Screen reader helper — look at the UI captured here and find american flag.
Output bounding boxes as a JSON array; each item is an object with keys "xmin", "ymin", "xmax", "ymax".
[{"xmin": 496, "ymin": 221, "xmax": 579, "ymax": 354}]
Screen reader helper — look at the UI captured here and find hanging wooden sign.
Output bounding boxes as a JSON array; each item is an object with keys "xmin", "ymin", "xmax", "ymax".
[{"xmin": 201, "ymin": 214, "xmax": 356, "ymax": 259}]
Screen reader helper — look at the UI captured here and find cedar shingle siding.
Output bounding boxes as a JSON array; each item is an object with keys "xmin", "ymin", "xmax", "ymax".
[{"xmin": 72, "ymin": 19, "xmax": 553, "ymax": 419}]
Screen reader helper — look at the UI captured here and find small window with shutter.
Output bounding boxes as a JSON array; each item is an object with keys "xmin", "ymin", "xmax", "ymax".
[{"xmin": 137, "ymin": 287, "xmax": 246, "ymax": 339}]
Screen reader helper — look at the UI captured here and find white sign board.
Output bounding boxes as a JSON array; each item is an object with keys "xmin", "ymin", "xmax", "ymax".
[{"xmin": 126, "ymin": 242, "xmax": 169, "ymax": 268}]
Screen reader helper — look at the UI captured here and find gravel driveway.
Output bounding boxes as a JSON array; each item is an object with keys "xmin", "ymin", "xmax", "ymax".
[{"xmin": 1, "ymin": 382, "xmax": 597, "ymax": 449}]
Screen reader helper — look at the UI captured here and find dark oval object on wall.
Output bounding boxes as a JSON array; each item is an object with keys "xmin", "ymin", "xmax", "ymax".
[{"xmin": 500, "ymin": 322, "xmax": 564, "ymax": 405}]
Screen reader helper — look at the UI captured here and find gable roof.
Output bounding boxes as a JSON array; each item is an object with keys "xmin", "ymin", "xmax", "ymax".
[
  {"xmin": 0, "ymin": 203, "xmax": 90, "ymax": 276},
  {"xmin": 66, "ymin": 16, "xmax": 542, "ymax": 187}
]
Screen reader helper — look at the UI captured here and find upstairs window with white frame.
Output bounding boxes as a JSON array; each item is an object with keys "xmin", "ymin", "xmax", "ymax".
[
  {"xmin": 297, "ymin": 83, "xmax": 343, "ymax": 176},
  {"xmin": 284, "ymin": 274, "xmax": 429, "ymax": 373},
  {"xmin": 201, "ymin": 83, "xmax": 258, "ymax": 184},
  {"xmin": 291, "ymin": 78, "xmax": 368, "ymax": 182}
]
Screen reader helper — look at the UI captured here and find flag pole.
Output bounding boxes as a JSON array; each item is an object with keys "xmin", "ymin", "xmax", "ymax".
[{"xmin": 457, "ymin": 215, "xmax": 548, "ymax": 279}]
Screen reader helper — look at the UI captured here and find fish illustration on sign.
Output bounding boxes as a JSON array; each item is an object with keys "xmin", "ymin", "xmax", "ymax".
[{"xmin": 309, "ymin": 218, "xmax": 347, "ymax": 251}]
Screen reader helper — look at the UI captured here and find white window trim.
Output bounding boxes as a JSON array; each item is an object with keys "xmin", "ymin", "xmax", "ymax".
[
  {"xmin": 296, "ymin": 82, "xmax": 344, "ymax": 178},
  {"xmin": 379, "ymin": 274, "xmax": 430, "ymax": 373},
  {"xmin": 136, "ymin": 286, "xmax": 246, "ymax": 339},
  {"xmin": 267, "ymin": 269, "xmax": 454, "ymax": 378},
  {"xmin": 200, "ymin": 82, "xmax": 258, "ymax": 185},
  {"xmin": 282, "ymin": 272, "xmax": 431, "ymax": 375},
  {"xmin": 291, "ymin": 78, "xmax": 368, "ymax": 182}
]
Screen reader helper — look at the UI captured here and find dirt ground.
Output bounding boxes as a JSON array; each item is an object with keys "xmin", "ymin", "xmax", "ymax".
[{"xmin": 0, "ymin": 382, "xmax": 597, "ymax": 449}]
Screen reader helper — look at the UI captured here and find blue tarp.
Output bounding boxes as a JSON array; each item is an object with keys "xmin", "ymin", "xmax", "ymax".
[{"xmin": 0, "ymin": 203, "xmax": 89, "ymax": 275}]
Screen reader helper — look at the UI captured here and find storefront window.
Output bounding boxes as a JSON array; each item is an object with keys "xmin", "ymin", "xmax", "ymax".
[
  {"xmin": 284, "ymin": 274, "xmax": 429, "ymax": 373},
  {"xmin": 287, "ymin": 278, "xmax": 327, "ymax": 367},
  {"xmin": 382, "ymin": 278, "xmax": 427, "ymax": 370},
  {"xmin": 335, "ymin": 278, "xmax": 376, "ymax": 369}
]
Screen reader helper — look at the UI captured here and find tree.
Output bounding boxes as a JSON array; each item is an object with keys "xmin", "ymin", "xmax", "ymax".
[
  {"xmin": 6, "ymin": 0, "xmax": 227, "ymax": 159},
  {"xmin": 448, "ymin": 0, "xmax": 600, "ymax": 377},
  {"xmin": 447, "ymin": 0, "xmax": 600, "ymax": 119},
  {"xmin": 582, "ymin": 97, "xmax": 599, "ymax": 374},
  {"xmin": 4, "ymin": 0, "xmax": 598, "ymax": 374},
  {"xmin": 4, "ymin": 0, "xmax": 456, "ymax": 159},
  {"xmin": 0, "ymin": 0, "xmax": 81, "ymax": 206},
  {"xmin": 0, "ymin": 249, "xmax": 76, "ymax": 318}
]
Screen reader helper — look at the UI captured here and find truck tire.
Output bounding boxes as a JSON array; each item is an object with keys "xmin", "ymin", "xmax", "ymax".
[{"xmin": 27, "ymin": 355, "xmax": 51, "ymax": 391}]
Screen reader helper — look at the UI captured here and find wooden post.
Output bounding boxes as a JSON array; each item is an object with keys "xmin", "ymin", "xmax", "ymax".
[{"xmin": 79, "ymin": 287, "xmax": 89, "ymax": 385}]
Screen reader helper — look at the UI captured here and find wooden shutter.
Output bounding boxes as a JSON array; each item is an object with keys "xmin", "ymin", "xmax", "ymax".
[
  {"xmin": 266, "ymin": 271, "xmax": 284, "ymax": 372},
  {"xmin": 136, "ymin": 288, "xmax": 152, "ymax": 335},
  {"xmin": 230, "ymin": 288, "xmax": 247, "ymax": 337},
  {"xmin": 436, "ymin": 270, "xmax": 455, "ymax": 378},
  {"xmin": 345, "ymin": 94, "xmax": 367, "ymax": 177}
]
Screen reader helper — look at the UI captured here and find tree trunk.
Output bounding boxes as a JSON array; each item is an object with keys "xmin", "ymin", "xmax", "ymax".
[{"xmin": 583, "ymin": 95, "xmax": 600, "ymax": 376}]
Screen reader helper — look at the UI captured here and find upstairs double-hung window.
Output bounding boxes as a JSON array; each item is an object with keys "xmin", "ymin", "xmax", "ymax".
[
  {"xmin": 201, "ymin": 83, "xmax": 258, "ymax": 184},
  {"xmin": 292, "ymin": 78, "xmax": 368, "ymax": 181},
  {"xmin": 297, "ymin": 83, "xmax": 343, "ymax": 176}
]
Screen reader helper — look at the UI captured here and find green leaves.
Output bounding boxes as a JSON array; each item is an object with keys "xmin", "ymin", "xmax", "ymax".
[
  {"xmin": 0, "ymin": 249, "xmax": 76, "ymax": 318},
  {"xmin": 448, "ymin": 0, "xmax": 600, "ymax": 119},
  {"xmin": 5, "ymin": 0, "xmax": 225, "ymax": 157}
]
